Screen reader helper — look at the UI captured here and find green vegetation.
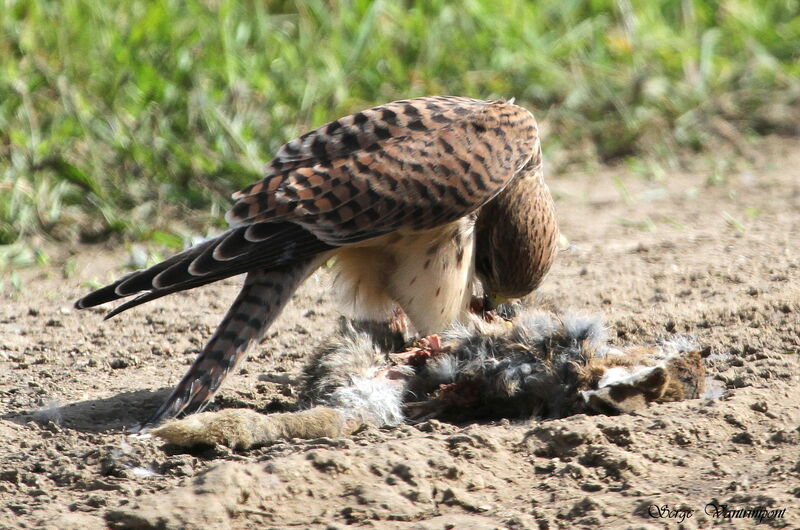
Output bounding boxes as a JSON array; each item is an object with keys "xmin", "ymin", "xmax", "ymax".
[{"xmin": 1, "ymin": 0, "xmax": 798, "ymax": 266}]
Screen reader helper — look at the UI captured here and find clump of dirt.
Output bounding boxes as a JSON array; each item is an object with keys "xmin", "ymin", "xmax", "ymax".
[{"xmin": 1, "ymin": 138, "xmax": 798, "ymax": 528}]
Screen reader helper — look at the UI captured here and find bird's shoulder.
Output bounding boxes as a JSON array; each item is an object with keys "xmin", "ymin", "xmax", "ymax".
[{"xmin": 226, "ymin": 96, "xmax": 539, "ymax": 244}]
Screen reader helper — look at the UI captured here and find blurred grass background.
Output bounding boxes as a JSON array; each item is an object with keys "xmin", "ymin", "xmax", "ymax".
[{"xmin": 1, "ymin": 0, "xmax": 798, "ymax": 269}]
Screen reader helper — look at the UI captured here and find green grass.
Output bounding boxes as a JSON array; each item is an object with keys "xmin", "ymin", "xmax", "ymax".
[{"xmin": 1, "ymin": 0, "xmax": 798, "ymax": 267}]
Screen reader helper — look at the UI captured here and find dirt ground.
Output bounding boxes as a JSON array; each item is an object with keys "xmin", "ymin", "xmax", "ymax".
[{"xmin": 1, "ymin": 137, "xmax": 798, "ymax": 529}]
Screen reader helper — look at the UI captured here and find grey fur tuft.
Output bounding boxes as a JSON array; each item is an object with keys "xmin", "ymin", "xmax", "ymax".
[
  {"xmin": 297, "ymin": 307, "xmax": 705, "ymax": 427},
  {"xmin": 153, "ymin": 305, "xmax": 709, "ymax": 449}
]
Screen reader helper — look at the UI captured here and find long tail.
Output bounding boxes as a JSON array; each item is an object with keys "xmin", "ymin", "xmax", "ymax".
[
  {"xmin": 75, "ymin": 221, "xmax": 333, "ymax": 319},
  {"xmin": 139, "ymin": 257, "xmax": 324, "ymax": 429}
]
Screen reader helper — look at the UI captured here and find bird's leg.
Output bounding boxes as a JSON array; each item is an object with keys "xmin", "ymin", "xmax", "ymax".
[{"xmin": 139, "ymin": 257, "xmax": 323, "ymax": 430}]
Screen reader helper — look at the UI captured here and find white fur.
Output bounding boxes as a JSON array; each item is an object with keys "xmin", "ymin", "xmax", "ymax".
[
  {"xmin": 330, "ymin": 375, "xmax": 406, "ymax": 426},
  {"xmin": 597, "ymin": 364, "xmax": 664, "ymax": 388}
]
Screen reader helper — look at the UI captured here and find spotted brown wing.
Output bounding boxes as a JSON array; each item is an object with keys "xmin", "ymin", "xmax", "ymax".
[
  {"xmin": 75, "ymin": 97, "xmax": 539, "ymax": 319},
  {"xmin": 227, "ymin": 96, "xmax": 540, "ymax": 246}
]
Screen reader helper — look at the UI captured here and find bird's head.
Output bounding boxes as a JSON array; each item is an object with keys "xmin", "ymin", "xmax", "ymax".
[
  {"xmin": 475, "ymin": 251, "xmax": 531, "ymax": 311},
  {"xmin": 474, "ymin": 156, "xmax": 559, "ymax": 311}
]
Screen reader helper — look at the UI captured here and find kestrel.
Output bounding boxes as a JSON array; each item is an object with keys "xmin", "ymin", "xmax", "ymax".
[{"xmin": 75, "ymin": 96, "xmax": 559, "ymax": 427}]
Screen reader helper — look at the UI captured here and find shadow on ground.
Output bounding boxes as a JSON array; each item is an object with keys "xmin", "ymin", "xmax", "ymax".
[
  {"xmin": 2, "ymin": 389, "xmax": 289, "ymax": 434},
  {"xmin": 2, "ymin": 389, "xmax": 168, "ymax": 432}
]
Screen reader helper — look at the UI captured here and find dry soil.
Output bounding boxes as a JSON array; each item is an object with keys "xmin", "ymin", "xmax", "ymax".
[{"xmin": 1, "ymin": 138, "xmax": 798, "ymax": 529}]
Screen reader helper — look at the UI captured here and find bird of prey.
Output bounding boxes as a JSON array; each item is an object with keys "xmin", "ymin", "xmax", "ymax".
[{"xmin": 75, "ymin": 96, "xmax": 559, "ymax": 428}]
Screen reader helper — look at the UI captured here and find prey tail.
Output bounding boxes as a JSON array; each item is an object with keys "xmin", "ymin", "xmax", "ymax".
[{"xmin": 139, "ymin": 257, "xmax": 323, "ymax": 429}]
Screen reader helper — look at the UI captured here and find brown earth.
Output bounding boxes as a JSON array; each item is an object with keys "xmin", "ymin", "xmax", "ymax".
[{"xmin": 1, "ymin": 138, "xmax": 798, "ymax": 529}]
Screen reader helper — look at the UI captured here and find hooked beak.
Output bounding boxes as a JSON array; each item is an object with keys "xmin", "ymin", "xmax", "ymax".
[{"xmin": 482, "ymin": 292, "xmax": 509, "ymax": 311}]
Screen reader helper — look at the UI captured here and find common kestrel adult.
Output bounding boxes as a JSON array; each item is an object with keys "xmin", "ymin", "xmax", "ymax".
[{"xmin": 75, "ymin": 96, "xmax": 559, "ymax": 427}]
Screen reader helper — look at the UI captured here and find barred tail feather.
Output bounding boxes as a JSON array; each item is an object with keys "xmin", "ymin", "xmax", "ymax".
[
  {"xmin": 74, "ymin": 221, "xmax": 333, "ymax": 317},
  {"xmin": 138, "ymin": 257, "xmax": 324, "ymax": 429}
]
